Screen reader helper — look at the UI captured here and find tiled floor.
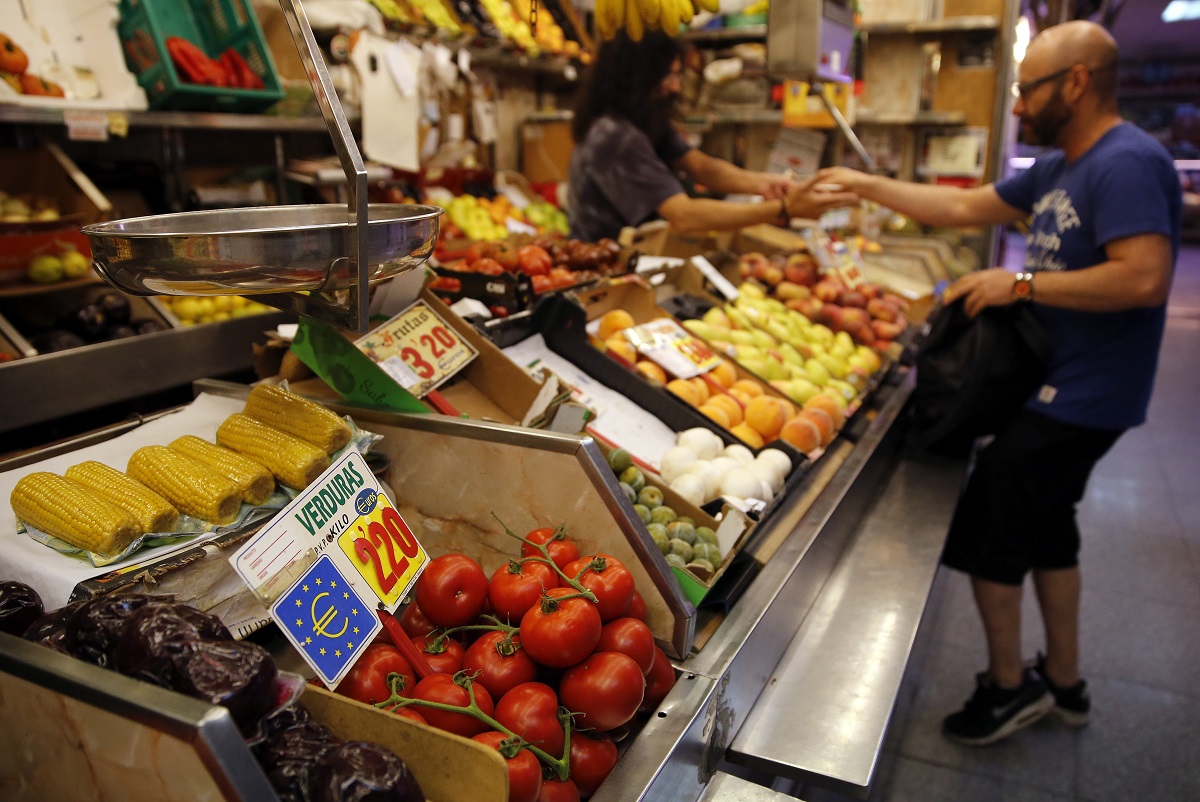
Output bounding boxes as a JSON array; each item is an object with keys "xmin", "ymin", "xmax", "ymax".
[{"xmin": 858, "ymin": 236, "xmax": 1200, "ymax": 802}]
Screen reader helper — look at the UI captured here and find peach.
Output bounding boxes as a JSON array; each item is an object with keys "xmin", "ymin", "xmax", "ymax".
[
  {"xmin": 799, "ymin": 408, "xmax": 835, "ymax": 447},
  {"xmin": 730, "ymin": 422, "xmax": 765, "ymax": 449},
  {"xmin": 707, "ymin": 393, "xmax": 744, "ymax": 426},
  {"xmin": 598, "ymin": 309, "xmax": 635, "ymax": 341},
  {"xmin": 731, "ymin": 378, "xmax": 765, "ymax": 398},
  {"xmin": 745, "ymin": 395, "xmax": 787, "ymax": 440},
  {"xmin": 690, "ymin": 376, "xmax": 712, "ymax": 403},
  {"xmin": 605, "ymin": 335, "xmax": 638, "ymax": 364},
  {"xmin": 779, "ymin": 416, "xmax": 822, "ymax": 453},
  {"xmin": 804, "ymin": 394, "xmax": 845, "ymax": 429},
  {"xmin": 709, "ymin": 360, "xmax": 738, "ymax": 388},
  {"xmin": 667, "ymin": 379, "xmax": 700, "ymax": 406},
  {"xmin": 636, "ymin": 360, "xmax": 667, "ymax": 386},
  {"xmin": 699, "ymin": 403, "xmax": 732, "ymax": 429}
]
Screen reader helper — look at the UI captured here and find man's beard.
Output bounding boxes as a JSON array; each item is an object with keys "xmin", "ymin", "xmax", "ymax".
[{"xmin": 1021, "ymin": 87, "xmax": 1072, "ymax": 147}]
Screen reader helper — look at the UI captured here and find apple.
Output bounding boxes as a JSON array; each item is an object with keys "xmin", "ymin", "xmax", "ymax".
[
  {"xmin": 814, "ymin": 304, "xmax": 844, "ymax": 332},
  {"xmin": 867, "ymin": 298, "xmax": 900, "ymax": 323},
  {"xmin": 774, "ymin": 281, "xmax": 811, "ymax": 301},
  {"xmin": 871, "ymin": 319, "xmax": 906, "ymax": 341},
  {"xmin": 840, "ymin": 307, "xmax": 872, "ymax": 330},
  {"xmin": 840, "ymin": 290, "xmax": 868, "ymax": 308},
  {"xmin": 784, "ymin": 255, "xmax": 819, "ymax": 286},
  {"xmin": 813, "ymin": 279, "xmax": 843, "ymax": 303}
]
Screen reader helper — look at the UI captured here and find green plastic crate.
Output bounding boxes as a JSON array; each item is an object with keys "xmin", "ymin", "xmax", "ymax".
[{"xmin": 118, "ymin": 0, "xmax": 285, "ymax": 112}]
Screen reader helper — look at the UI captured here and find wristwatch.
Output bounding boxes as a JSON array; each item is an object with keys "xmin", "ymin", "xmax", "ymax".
[
  {"xmin": 1013, "ymin": 271, "xmax": 1035, "ymax": 302},
  {"xmin": 775, "ymin": 198, "xmax": 791, "ymax": 227}
]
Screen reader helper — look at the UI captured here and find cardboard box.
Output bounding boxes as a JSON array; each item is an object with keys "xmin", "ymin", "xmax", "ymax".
[
  {"xmin": 0, "ymin": 144, "xmax": 112, "ymax": 284},
  {"xmin": 521, "ymin": 118, "xmax": 574, "ymax": 184}
]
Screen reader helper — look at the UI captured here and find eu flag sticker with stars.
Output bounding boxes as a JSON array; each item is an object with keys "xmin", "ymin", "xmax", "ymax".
[{"xmin": 271, "ymin": 553, "xmax": 382, "ymax": 688}]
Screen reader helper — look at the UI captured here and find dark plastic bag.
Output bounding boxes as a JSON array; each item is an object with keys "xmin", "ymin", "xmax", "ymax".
[{"xmin": 909, "ymin": 298, "xmax": 1052, "ymax": 456}]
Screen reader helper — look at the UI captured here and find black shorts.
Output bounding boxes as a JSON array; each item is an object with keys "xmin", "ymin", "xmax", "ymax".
[{"xmin": 941, "ymin": 409, "xmax": 1124, "ymax": 586}]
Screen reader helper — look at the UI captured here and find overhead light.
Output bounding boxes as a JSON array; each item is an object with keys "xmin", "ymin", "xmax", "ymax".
[{"xmin": 1162, "ymin": 0, "xmax": 1200, "ymax": 22}]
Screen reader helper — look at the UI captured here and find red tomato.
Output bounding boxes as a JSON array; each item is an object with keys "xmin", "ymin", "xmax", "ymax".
[
  {"xmin": 409, "ymin": 673, "xmax": 494, "ymax": 737},
  {"xmin": 596, "ymin": 617, "xmax": 655, "ymax": 674},
  {"xmin": 399, "ymin": 602, "xmax": 438, "ymax": 639},
  {"xmin": 537, "ymin": 778, "xmax": 581, "ymax": 802},
  {"xmin": 568, "ymin": 731, "xmax": 618, "ymax": 797},
  {"xmin": 519, "ymin": 586, "xmax": 602, "ymax": 668},
  {"xmin": 531, "ymin": 274, "xmax": 554, "ymax": 294},
  {"xmin": 549, "ymin": 267, "xmax": 576, "ymax": 289},
  {"xmin": 411, "ymin": 633, "xmax": 466, "ymax": 675},
  {"xmin": 392, "ymin": 706, "xmax": 428, "ymax": 725},
  {"xmin": 336, "ymin": 643, "xmax": 415, "ymax": 705},
  {"xmin": 415, "ymin": 554, "xmax": 489, "ymax": 627},
  {"xmin": 464, "ymin": 240, "xmax": 491, "ymax": 265},
  {"xmin": 494, "ymin": 681, "xmax": 565, "ymax": 758},
  {"xmin": 624, "ymin": 589, "xmax": 648, "ymax": 622},
  {"xmin": 563, "ymin": 554, "xmax": 635, "ymax": 623},
  {"xmin": 558, "ymin": 651, "xmax": 645, "ymax": 732},
  {"xmin": 489, "ymin": 559, "xmax": 560, "ymax": 624},
  {"xmin": 472, "ymin": 731, "xmax": 543, "ymax": 802},
  {"xmin": 474, "ymin": 257, "xmax": 506, "ymax": 276},
  {"xmin": 521, "ymin": 527, "xmax": 580, "ymax": 572},
  {"xmin": 639, "ymin": 645, "xmax": 676, "ymax": 713},
  {"xmin": 517, "ymin": 244, "xmax": 553, "ymax": 277},
  {"xmin": 492, "ymin": 241, "xmax": 520, "ymax": 271},
  {"xmin": 463, "ymin": 631, "xmax": 539, "ymax": 700}
]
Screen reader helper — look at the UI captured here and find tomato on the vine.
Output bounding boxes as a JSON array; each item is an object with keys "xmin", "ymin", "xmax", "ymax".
[
  {"xmin": 537, "ymin": 777, "xmax": 581, "ymax": 802},
  {"xmin": 335, "ymin": 643, "xmax": 415, "ymax": 705},
  {"xmin": 489, "ymin": 559, "xmax": 559, "ymax": 624},
  {"xmin": 392, "ymin": 706, "xmax": 428, "ymax": 725},
  {"xmin": 519, "ymin": 586, "xmax": 602, "ymax": 668},
  {"xmin": 596, "ymin": 617, "xmax": 655, "ymax": 674},
  {"xmin": 558, "ymin": 651, "xmax": 645, "ymax": 732},
  {"xmin": 398, "ymin": 601, "xmax": 438, "ymax": 639},
  {"xmin": 409, "ymin": 673, "xmax": 494, "ymax": 737},
  {"xmin": 472, "ymin": 731, "xmax": 543, "ymax": 802},
  {"xmin": 411, "ymin": 633, "xmax": 466, "ymax": 675},
  {"xmin": 521, "ymin": 526, "xmax": 580, "ymax": 572},
  {"xmin": 624, "ymin": 588, "xmax": 648, "ymax": 622},
  {"xmin": 415, "ymin": 553, "xmax": 489, "ymax": 627},
  {"xmin": 639, "ymin": 645, "xmax": 676, "ymax": 713},
  {"xmin": 494, "ymin": 681, "xmax": 565, "ymax": 758},
  {"xmin": 568, "ymin": 731, "xmax": 619, "ymax": 797},
  {"xmin": 462, "ymin": 630, "xmax": 538, "ymax": 700},
  {"xmin": 563, "ymin": 554, "xmax": 635, "ymax": 622}
]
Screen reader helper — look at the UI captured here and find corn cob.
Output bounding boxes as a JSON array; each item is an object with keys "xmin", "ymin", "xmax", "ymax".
[
  {"xmin": 217, "ymin": 413, "xmax": 330, "ymax": 490},
  {"xmin": 168, "ymin": 435, "xmax": 276, "ymax": 505},
  {"xmin": 243, "ymin": 384, "xmax": 352, "ymax": 454},
  {"xmin": 127, "ymin": 446, "xmax": 243, "ymax": 525},
  {"xmin": 11, "ymin": 472, "xmax": 141, "ymax": 557},
  {"xmin": 65, "ymin": 460, "xmax": 179, "ymax": 534}
]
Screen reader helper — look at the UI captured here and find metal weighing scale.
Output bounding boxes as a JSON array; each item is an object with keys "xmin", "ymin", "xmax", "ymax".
[{"xmin": 81, "ymin": 0, "xmax": 442, "ymax": 332}]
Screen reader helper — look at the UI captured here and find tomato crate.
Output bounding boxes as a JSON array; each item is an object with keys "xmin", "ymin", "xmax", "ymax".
[{"xmin": 117, "ymin": 0, "xmax": 284, "ymax": 111}]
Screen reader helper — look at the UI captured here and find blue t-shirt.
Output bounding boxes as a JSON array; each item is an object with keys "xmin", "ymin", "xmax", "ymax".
[
  {"xmin": 994, "ymin": 123, "xmax": 1181, "ymax": 430},
  {"xmin": 567, "ymin": 116, "xmax": 693, "ymax": 242}
]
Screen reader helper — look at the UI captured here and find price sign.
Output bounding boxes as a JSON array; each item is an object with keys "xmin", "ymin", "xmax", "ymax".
[
  {"xmin": 336, "ymin": 494, "xmax": 426, "ymax": 609},
  {"xmin": 355, "ymin": 301, "xmax": 477, "ymax": 397},
  {"xmin": 624, "ymin": 317, "xmax": 723, "ymax": 379}
]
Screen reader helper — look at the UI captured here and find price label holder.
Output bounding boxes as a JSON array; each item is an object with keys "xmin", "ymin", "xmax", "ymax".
[
  {"xmin": 800, "ymin": 228, "xmax": 864, "ymax": 289},
  {"xmin": 690, "ymin": 255, "xmax": 740, "ymax": 301},
  {"xmin": 624, "ymin": 317, "xmax": 723, "ymax": 379},
  {"xmin": 230, "ymin": 450, "xmax": 429, "ymax": 688},
  {"xmin": 291, "ymin": 318, "xmax": 430, "ymax": 413},
  {"xmin": 355, "ymin": 300, "xmax": 478, "ymax": 398}
]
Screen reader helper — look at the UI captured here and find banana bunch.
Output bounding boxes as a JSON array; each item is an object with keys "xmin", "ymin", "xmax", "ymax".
[{"xmin": 596, "ymin": 0, "xmax": 718, "ymax": 41}]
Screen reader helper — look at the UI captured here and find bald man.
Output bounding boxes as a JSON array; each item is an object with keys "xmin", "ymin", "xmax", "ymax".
[{"xmin": 821, "ymin": 21, "xmax": 1182, "ymax": 745}]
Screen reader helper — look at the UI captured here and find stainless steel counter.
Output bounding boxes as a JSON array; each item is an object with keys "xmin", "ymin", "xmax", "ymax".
[{"xmin": 728, "ymin": 452, "xmax": 965, "ymax": 796}]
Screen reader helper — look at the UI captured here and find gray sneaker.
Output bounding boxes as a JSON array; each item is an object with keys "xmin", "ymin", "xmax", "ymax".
[
  {"xmin": 1033, "ymin": 652, "xmax": 1090, "ymax": 727},
  {"xmin": 942, "ymin": 668, "xmax": 1054, "ymax": 746}
]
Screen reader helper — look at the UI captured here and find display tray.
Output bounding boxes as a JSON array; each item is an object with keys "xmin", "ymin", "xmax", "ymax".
[{"xmin": 81, "ymin": 203, "xmax": 442, "ymax": 296}]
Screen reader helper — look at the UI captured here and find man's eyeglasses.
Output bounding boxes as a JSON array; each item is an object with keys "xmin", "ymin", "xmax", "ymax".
[{"xmin": 1011, "ymin": 61, "xmax": 1116, "ymax": 99}]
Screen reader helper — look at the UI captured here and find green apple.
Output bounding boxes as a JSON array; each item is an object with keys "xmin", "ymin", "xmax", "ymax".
[
  {"xmin": 26, "ymin": 254, "xmax": 63, "ymax": 284},
  {"xmin": 60, "ymin": 248, "xmax": 90, "ymax": 279},
  {"xmin": 804, "ymin": 357, "xmax": 832, "ymax": 385},
  {"xmin": 785, "ymin": 378, "xmax": 820, "ymax": 404}
]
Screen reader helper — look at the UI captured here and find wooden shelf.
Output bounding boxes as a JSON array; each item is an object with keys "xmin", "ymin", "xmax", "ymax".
[
  {"xmin": 0, "ymin": 275, "xmax": 104, "ymax": 299},
  {"xmin": 0, "ymin": 104, "xmax": 343, "ymax": 133},
  {"xmin": 683, "ymin": 25, "xmax": 768, "ymax": 44},
  {"xmin": 856, "ymin": 110, "xmax": 968, "ymax": 125},
  {"xmin": 859, "ymin": 15, "xmax": 999, "ymax": 35}
]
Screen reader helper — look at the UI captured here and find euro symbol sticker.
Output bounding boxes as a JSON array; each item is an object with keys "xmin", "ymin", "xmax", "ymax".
[{"xmin": 311, "ymin": 592, "xmax": 349, "ymax": 639}]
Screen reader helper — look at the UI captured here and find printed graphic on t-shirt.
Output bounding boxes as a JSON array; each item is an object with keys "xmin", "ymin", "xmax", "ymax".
[{"xmin": 1025, "ymin": 188, "xmax": 1081, "ymax": 272}]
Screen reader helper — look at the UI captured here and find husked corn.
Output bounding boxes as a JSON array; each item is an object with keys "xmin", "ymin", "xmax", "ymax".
[
  {"xmin": 127, "ymin": 445, "xmax": 243, "ymax": 525},
  {"xmin": 11, "ymin": 471, "xmax": 141, "ymax": 557},
  {"xmin": 217, "ymin": 413, "xmax": 330, "ymax": 490},
  {"xmin": 65, "ymin": 460, "xmax": 179, "ymax": 534},
  {"xmin": 168, "ymin": 435, "xmax": 276, "ymax": 505},
  {"xmin": 244, "ymin": 383, "xmax": 352, "ymax": 454}
]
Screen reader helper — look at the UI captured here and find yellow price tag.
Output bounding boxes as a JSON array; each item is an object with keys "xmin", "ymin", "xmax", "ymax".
[
  {"xmin": 337, "ymin": 494, "xmax": 428, "ymax": 609},
  {"xmin": 355, "ymin": 300, "xmax": 477, "ymax": 397}
]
